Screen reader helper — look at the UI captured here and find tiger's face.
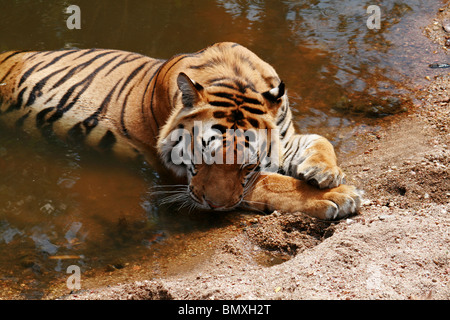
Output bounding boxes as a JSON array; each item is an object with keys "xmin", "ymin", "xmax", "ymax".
[
  {"xmin": 187, "ymin": 163, "xmax": 250, "ymax": 210},
  {"xmin": 157, "ymin": 72, "xmax": 286, "ymax": 211}
]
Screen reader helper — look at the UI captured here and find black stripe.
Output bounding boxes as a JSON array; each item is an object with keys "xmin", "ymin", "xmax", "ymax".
[
  {"xmin": 241, "ymin": 106, "xmax": 265, "ymax": 115},
  {"xmin": 0, "ymin": 51, "xmax": 26, "ymax": 65},
  {"xmin": 35, "ymin": 50, "xmax": 79, "ymax": 73},
  {"xmin": 148, "ymin": 65, "xmax": 168, "ymax": 130},
  {"xmin": 67, "ymin": 122, "xmax": 85, "ymax": 142},
  {"xmin": 117, "ymin": 61, "xmax": 148, "ymax": 97},
  {"xmin": 234, "ymin": 79, "xmax": 252, "ymax": 93},
  {"xmin": 25, "ymin": 51, "xmax": 44, "ymax": 61},
  {"xmin": 284, "ymin": 137, "xmax": 301, "ymax": 163},
  {"xmin": 189, "ymin": 61, "xmax": 214, "ymax": 70},
  {"xmin": 120, "ymin": 89, "xmax": 133, "ymax": 138},
  {"xmin": 276, "ymin": 107, "xmax": 287, "ymax": 126},
  {"xmin": 98, "ymin": 130, "xmax": 117, "ymax": 151},
  {"xmin": 25, "ymin": 66, "xmax": 70, "ymax": 107},
  {"xmin": 134, "ymin": 59, "xmax": 166, "ymax": 137},
  {"xmin": 239, "ymin": 96, "xmax": 262, "ymax": 105},
  {"xmin": 140, "ymin": 61, "xmax": 164, "ymax": 131},
  {"xmin": 42, "ymin": 51, "xmax": 59, "ymax": 57},
  {"xmin": 213, "ymin": 111, "xmax": 227, "ymax": 118},
  {"xmin": 44, "ymin": 93, "xmax": 56, "ymax": 104},
  {"xmin": 94, "ymin": 81, "xmax": 120, "ymax": 115},
  {"xmin": 210, "ymin": 92, "xmax": 234, "ymax": 100},
  {"xmin": 104, "ymin": 54, "xmax": 145, "ymax": 77},
  {"xmin": 81, "ymin": 81, "xmax": 121, "ymax": 135},
  {"xmin": 211, "ymin": 124, "xmax": 228, "ymax": 135},
  {"xmin": 247, "ymin": 117, "xmax": 259, "ymax": 128},
  {"xmin": 267, "ymin": 136, "xmax": 273, "ymax": 163},
  {"xmin": 46, "ymin": 54, "xmax": 120, "ymax": 124},
  {"xmin": 231, "ymin": 109, "xmax": 244, "ymax": 121},
  {"xmin": 5, "ymin": 87, "xmax": 27, "ymax": 113},
  {"xmin": 207, "ymin": 77, "xmax": 227, "ymax": 84},
  {"xmin": 150, "ymin": 54, "xmax": 189, "ymax": 129},
  {"xmin": 73, "ymin": 48, "xmax": 99, "ymax": 60},
  {"xmin": 36, "ymin": 107, "xmax": 55, "ymax": 127},
  {"xmin": 0, "ymin": 62, "xmax": 18, "ymax": 83},
  {"xmin": 209, "ymin": 101, "xmax": 235, "ymax": 107},
  {"xmin": 210, "ymin": 82, "xmax": 237, "ymax": 90},
  {"xmin": 18, "ymin": 61, "xmax": 44, "ymax": 87},
  {"xmin": 51, "ymin": 51, "xmax": 116, "ymax": 90},
  {"xmin": 279, "ymin": 118, "xmax": 291, "ymax": 137},
  {"xmin": 211, "ymin": 80, "xmax": 257, "ymax": 94}
]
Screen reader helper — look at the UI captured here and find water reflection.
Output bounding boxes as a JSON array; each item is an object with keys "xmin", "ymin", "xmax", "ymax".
[{"xmin": 0, "ymin": 0, "xmax": 446, "ymax": 298}]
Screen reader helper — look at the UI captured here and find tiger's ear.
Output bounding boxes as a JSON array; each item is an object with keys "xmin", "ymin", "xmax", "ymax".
[
  {"xmin": 177, "ymin": 72, "xmax": 204, "ymax": 108},
  {"xmin": 262, "ymin": 81, "xmax": 285, "ymax": 103}
]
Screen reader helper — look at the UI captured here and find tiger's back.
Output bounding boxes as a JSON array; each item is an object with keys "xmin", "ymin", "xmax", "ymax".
[
  {"xmin": 0, "ymin": 43, "xmax": 282, "ymax": 160},
  {"xmin": 0, "ymin": 48, "xmax": 164, "ymax": 158}
]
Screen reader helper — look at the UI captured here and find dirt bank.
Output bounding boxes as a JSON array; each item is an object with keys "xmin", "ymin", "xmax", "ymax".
[{"xmin": 55, "ymin": 8, "xmax": 449, "ymax": 300}]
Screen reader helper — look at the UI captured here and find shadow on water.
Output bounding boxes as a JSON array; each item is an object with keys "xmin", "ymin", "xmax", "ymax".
[{"xmin": 0, "ymin": 0, "xmax": 447, "ymax": 298}]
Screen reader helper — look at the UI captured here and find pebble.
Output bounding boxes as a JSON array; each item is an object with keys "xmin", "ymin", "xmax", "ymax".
[
  {"xmin": 442, "ymin": 19, "xmax": 450, "ymax": 33},
  {"xmin": 445, "ymin": 38, "xmax": 450, "ymax": 48}
]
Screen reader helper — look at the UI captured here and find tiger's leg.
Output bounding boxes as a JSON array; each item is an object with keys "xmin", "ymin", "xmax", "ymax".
[
  {"xmin": 244, "ymin": 173, "xmax": 360, "ymax": 220},
  {"xmin": 281, "ymin": 133, "xmax": 346, "ymax": 189}
]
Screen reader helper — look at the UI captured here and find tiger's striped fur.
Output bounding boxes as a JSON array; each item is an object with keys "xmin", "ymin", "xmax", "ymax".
[{"xmin": 0, "ymin": 42, "xmax": 361, "ymax": 220}]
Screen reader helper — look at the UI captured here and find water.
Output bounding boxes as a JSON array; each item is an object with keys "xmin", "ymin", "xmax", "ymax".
[{"xmin": 0, "ymin": 0, "xmax": 447, "ymax": 298}]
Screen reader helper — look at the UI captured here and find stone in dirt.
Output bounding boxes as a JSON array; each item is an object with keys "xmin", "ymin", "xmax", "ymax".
[{"xmin": 442, "ymin": 19, "xmax": 450, "ymax": 32}]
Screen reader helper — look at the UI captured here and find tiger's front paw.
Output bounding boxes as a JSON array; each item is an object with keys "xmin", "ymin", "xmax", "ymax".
[
  {"xmin": 318, "ymin": 184, "xmax": 362, "ymax": 220},
  {"xmin": 296, "ymin": 158, "xmax": 346, "ymax": 189}
]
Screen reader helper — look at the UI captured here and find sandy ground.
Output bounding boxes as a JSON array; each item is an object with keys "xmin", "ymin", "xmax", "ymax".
[{"xmin": 56, "ymin": 8, "xmax": 450, "ymax": 300}]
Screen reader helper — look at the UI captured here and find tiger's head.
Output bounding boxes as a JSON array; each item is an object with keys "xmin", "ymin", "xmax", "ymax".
[{"xmin": 157, "ymin": 70, "xmax": 286, "ymax": 211}]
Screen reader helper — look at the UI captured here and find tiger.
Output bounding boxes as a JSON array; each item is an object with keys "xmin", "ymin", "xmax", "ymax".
[{"xmin": 0, "ymin": 42, "xmax": 361, "ymax": 220}]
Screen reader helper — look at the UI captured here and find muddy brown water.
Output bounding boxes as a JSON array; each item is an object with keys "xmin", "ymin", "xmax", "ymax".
[{"xmin": 0, "ymin": 0, "xmax": 448, "ymax": 298}]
